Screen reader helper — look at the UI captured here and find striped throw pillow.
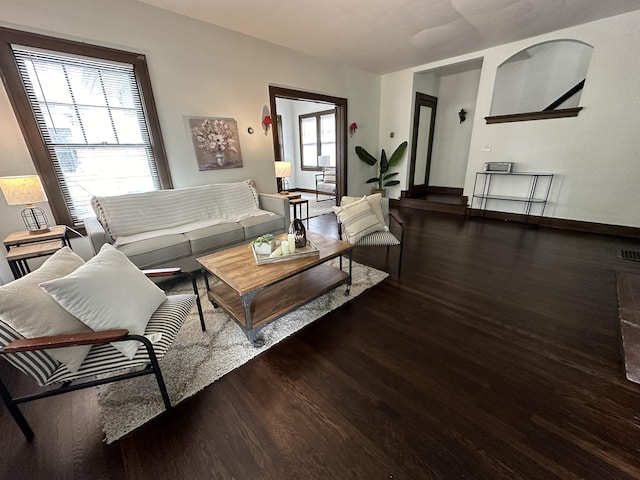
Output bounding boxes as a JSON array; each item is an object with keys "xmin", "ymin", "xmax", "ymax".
[{"xmin": 332, "ymin": 197, "xmax": 385, "ymax": 244}]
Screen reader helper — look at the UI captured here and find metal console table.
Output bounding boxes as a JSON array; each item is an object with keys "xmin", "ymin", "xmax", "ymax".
[{"xmin": 471, "ymin": 172, "xmax": 553, "ymax": 220}]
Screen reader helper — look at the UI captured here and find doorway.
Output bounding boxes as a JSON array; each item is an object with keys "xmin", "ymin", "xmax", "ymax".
[
  {"xmin": 406, "ymin": 92, "xmax": 437, "ymax": 198},
  {"xmin": 268, "ymin": 86, "xmax": 347, "ymax": 201}
]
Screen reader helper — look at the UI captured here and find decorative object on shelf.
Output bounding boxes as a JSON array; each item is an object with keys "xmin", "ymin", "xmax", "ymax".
[
  {"xmin": 355, "ymin": 141, "xmax": 408, "ymax": 196},
  {"xmin": 484, "ymin": 162, "xmax": 513, "ymax": 173},
  {"xmin": 289, "ymin": 218, "xmax": 307, "ymax": 248},
  {"xmin": 458, "ymin": 108, "xmax": 467, "ymax": 123},
  {"xmin": 188, "ymin": 116, "xmax": 243, "ymax": 171},
  {"xmin": 274, "ymin": 161, "xmax": 291, "ymax": 193},
  {"xmin": 349, "ymin": 122, "xmax": 358, "ymax": 136},
  {"xmin": 250, "ymin": 234, "xmax": 275, "ymax": 255},
  {"xmin": 262, "ymin": 115, "xmax": 272, "ymax": 135},
  {"xmin": 0, "ymin": 175, "xmax": 51, "ymax": 234}
]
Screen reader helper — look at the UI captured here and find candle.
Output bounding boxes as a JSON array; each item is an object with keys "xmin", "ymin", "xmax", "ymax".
[
  {"xmin": 287, "ymin": 233, "xmax": 296, "ymax": 253},
  {"xmin": 280, "ymin": 240, "xmax": 289, "ymax": 255}
]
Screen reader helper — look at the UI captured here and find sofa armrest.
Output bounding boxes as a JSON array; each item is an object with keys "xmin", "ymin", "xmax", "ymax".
[
  {"xmin": 259, "ymin": 194, "xmax": 291, "ymax": 226},
  {"xmin": 84, "ymin": 217, "xmax": 109, "ymax": 255}
]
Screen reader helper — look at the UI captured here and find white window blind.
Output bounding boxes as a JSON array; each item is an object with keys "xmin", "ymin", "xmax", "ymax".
[{"xmin": 12, "ymin": 46, "xmax": 160, "ymax": 223}]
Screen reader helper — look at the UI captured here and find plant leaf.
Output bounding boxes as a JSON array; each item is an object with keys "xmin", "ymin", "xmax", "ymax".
[
  {"xmin": 355, "ymin": 146, "xmax": 377, "ymax": 166},
  {"xmin": 380, "ymin": 149, "xmax": 389, "ymax": 174},
  {"xmin": 387, "ymin": 141, "xmax": 408, "ymax": 167},
  {"xmin": 383, "ymin": 172, "xmax": 399, "ymax": 181},
  {"xmin": 365, "ymin": 178, "xmax": 379, "ymax": 184},
  {"xmin": 383, "ymin": 180, "xmax": 401, "ymax": 187}
]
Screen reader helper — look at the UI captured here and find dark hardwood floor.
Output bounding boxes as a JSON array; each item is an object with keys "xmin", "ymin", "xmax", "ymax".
[{"xmin": 3, "ymin": 209, "xmax": 640, "ymax": 479}]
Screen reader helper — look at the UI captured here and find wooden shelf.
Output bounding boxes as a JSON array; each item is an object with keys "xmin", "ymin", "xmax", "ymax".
[{"xmin": 208, "ymin": 264, "xmax": 349, "ymax": 330}]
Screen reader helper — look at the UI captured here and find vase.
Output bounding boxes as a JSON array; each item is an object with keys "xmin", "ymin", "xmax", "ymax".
[{"xmin": 215, "ymin": 152, "xmax": 224, "ymax": 166}]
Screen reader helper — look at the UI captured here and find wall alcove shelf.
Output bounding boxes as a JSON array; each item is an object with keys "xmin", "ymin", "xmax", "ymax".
[{"xmin": 470, "ymin": 171, "xmax": 554, "ymax": 222}]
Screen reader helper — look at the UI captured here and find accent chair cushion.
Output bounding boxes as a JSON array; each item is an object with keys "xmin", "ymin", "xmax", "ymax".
[
  {"xmin": 332, "ymin": 196, "xmax": 385, "ymax": 244},
  {"xmin": 40, "ymin": 244, "xmax": 167, "ymax": 360},
  {"xmin": 339, "ymin": 193, "xmax": 387, "ymax": 229},
  {"xmin": 0, "ymin": 247, "xmax": 91, "ymax": 373}
]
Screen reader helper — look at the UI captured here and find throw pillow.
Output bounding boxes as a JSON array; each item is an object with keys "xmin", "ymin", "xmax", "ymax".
[
  {"xmin": 40, "ymin": 244, "xmax": 167, "ymax": 360},
  {"xmin": 340, "ymin": 193, "xmax": 387, "ymax": 230},
  {"xmin": 332, "ymin": 196, "xmax": 385, "ymax": 244},
  {"xmin": 0, "ymin": 247, "xmax": 92, "ymax": 372}
]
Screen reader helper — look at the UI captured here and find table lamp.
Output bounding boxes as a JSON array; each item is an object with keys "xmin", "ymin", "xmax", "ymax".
[
  {"xmin": 0, "ymin": 175, "xmax": 51, "ymax": 234},
  {"xmin": 274, "ymin": 161, "xmax": 292, "ymax": 193}
]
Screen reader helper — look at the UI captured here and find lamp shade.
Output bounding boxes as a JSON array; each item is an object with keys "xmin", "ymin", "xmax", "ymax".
[
  {"xmin": 274, "ymin": 161, "xmax": 291, "ymax": 178},
  {"xmin": 317, "ymin": 155, "xmax": 331, "ymax": 167},
  {"xmin": 0, "ymin": 175, "xmax": 48, "ymax": 205}
]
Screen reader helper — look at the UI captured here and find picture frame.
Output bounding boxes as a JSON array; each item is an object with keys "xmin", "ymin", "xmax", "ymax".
[{"xmin": 187, "ymin": 116, "xmax": 243, "ymax": 170}]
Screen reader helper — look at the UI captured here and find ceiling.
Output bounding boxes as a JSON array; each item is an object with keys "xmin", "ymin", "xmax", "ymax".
[{"xmin": 139, "ymin": 0, "xmax": 640, "ymax": 74}]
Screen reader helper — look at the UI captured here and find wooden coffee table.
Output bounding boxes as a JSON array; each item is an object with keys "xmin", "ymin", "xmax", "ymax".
[{"xmin": 197, "ymin": 231, "xmax": 353, "ymax": 346}]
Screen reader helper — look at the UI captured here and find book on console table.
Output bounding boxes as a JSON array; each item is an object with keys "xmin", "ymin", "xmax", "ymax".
[{"xmin": 252, "ymin": 240, "xmax": 320, "ymax": 265}]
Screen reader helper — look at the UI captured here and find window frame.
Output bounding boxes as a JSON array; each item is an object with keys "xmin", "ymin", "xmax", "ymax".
[
  {"xmin": 0, "ymin": 27, "xmax": 172, "ymax": 228},
  {"xmin": 298, "ymin": 108, "xmax": 336, "ymax": 171}
]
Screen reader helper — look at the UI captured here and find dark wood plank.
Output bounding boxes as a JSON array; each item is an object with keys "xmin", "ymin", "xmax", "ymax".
[{"xmin": 3, "ymin": 209, "xmax": 640, "ymax": 479}]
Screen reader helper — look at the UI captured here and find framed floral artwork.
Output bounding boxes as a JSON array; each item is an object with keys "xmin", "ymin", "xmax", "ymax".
[{"xmin": 187, "ymin": 116, "xmax": 243, "ymax": 170}]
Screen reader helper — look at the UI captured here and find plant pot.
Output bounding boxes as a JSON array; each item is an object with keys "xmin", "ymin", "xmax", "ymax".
[
  {"xmin": 370, "ymin": 188, "xmax": 386, "ymax": 197},
  {"xmin": 253, "ymin": 240, "xmax": 275, "ymax": 255}
]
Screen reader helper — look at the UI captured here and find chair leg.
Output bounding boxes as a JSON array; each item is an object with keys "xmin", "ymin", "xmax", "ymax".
[
  {"xmin": 0, "ymin": 379, "xmax": 34, "ymax": 440},
  {"xmin": 132, "ymin": 335, "xmax": 172, "ymax": 411}
]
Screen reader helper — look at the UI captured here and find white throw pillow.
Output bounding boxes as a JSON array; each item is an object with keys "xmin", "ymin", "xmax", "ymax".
[
  {"xmin": 40, "ymin": 244, "xmax": 167, "ymax": 359},
  {"xmin": 0, "ymin": 247, "xmax": 92, "ymax": 372},
  {"xmin": 332, "ymin": 196, "xmax": 385, "ymax": 244},
  {"xmin": 340, "ymin": 193, "xmax": 387, "ymax": 230}
]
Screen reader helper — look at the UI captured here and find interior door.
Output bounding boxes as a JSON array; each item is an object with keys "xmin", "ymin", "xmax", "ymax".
[{"xmin": 407, "ymin": 93, "xmax": 437, "ymax": 197}]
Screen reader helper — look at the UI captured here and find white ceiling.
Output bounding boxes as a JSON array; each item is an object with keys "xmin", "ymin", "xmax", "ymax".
[{"xmin": 139, "ymin": 0, "xmax": 640, "ymax": 74}]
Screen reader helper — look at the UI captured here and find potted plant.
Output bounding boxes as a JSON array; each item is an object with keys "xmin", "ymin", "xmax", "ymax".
[
  {"xmin": 250, "ymin": 234, "xmax": 275, "ymax": 254},
  {"xmin": 355, "ymin": 141, "xmax": 408, "ymax": 196}
]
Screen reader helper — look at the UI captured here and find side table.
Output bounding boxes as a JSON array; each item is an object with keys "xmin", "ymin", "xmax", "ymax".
[
  {"xmin": 3, "ymin": 225, "xmax": 71, "ymax": 279},
  {"xmin": 289, "ymin": 198, "xmax": 309, "ymax": 227}
]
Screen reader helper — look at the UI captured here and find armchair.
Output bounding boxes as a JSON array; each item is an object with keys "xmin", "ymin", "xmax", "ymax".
[
  {"xmin": 333, "ymin": 194, "xmax": 404, "ymax": 274},
  {"xmin": 0, "ymin": 247, "xmax": 205, "ymax": 441},
  {"xmin": 315, "ymin": 167, "xmax": 337, "ymax": 201}
]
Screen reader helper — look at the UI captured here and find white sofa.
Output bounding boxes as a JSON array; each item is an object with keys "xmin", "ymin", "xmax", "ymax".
[{"xmin": 84, "ymin": 181, "xmax": 289, "ymax": 271}]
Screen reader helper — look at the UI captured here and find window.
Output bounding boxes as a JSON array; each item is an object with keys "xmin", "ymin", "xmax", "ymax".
[
  {"xmin": 0, "ymin": 28, "xmax": 171, "ymax": 227},
  {"xmin": 299, "ymin": 109, "xmax": 336, "ymax": 169}
]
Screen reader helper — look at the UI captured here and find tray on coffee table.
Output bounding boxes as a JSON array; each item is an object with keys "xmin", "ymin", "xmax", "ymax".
[{"xmin": 252, "ymin": 240, "xmax": 320, "ymax": 265}]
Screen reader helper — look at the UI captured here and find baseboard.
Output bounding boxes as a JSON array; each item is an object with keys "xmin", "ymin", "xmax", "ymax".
[
  {"xmin": 466, "ymin": 208, "xmax": 640, "ymax": 239},
  {"xmin": 427, "ymin": 186, "xmax": 464, "ymax": 195}
]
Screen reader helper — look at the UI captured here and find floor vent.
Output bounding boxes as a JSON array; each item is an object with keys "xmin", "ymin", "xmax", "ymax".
[{"xmin": 618, "ymin": 250, "xmax": 640, "ymax": 262}]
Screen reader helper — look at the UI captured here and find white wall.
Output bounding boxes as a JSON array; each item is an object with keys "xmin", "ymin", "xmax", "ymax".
[
  {"xmin": 491, "ymin": 40, "xmax": 592, "ymax": 115},
  {"xmin": 429, "ymin": 68, "xmax": 481, "ymax": 188},
  {"xmin": 0, "ymin": 0, "xmax": 380, "ymax": 283},
  {"xmin": 380, "ymin": 10, "xmax": 640, "ymax": 227}
]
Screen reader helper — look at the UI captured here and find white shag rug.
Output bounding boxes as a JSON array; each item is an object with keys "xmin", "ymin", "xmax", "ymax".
[
  {"xmin": 299, "ymin": 192, "xmax": 335, "ymax": 218},
  {"xmin": 97, "ymin": 259, "xmax": 387, "ymax": 444}
]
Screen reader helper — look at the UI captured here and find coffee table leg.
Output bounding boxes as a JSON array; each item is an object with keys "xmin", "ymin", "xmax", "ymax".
[{"xmin": 241, "ymin": 291, "xmax": 265, "ymax": 347}]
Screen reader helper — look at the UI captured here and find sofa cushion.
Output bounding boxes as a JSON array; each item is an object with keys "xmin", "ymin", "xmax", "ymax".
[
  {"xmin": 91, "ymin": 180, "xmax": 267, "ymax": 240},
  {"xmin": 239, "ymin": 213, "xmax": 285, "ymax": 239},
  {"xmin": 185, "ymin": 222, "xmax": 245, "ymax": 254},
  {"xmin": 117, "ymin": 234, "xmax": 191, "ymax": 269}
]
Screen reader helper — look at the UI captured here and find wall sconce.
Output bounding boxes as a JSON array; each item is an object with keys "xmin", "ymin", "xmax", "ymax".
[
  {"xmin": 0, "ymin": 175, "xmax": 51, "ymax": 234},
  {"xmin": 458, "ymin": 109, "xmax": 467, "ymax": 123},
  {"xmin": 349, "ymin": 122, "xmax": 358, "ymax": 137},
  {"xmin": 262, "ymin": 115, "xmax": 273, "ymax": 135}
]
